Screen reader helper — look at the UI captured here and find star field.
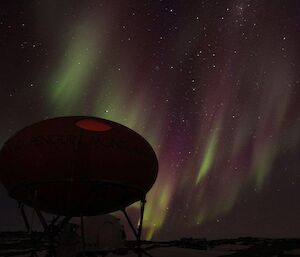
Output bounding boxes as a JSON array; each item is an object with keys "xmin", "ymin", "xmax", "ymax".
[{"xmin": 0, "ymin": 0, "xmax": 300, "ymax": 240}]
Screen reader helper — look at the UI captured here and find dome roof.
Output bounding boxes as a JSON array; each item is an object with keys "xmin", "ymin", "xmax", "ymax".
[{"xmin": 0, "ymin": 116, "xmax": 158, "ymax": 216}]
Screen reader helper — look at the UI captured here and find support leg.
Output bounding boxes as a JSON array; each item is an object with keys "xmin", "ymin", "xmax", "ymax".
[
  {"xmin": 80, "ymin": 214, "xmax": 86, "ymax": 255},
  {"xmin": 19, "ymin": 203, "xmax": 30, "ymax": 232},
  {"xmin": 137, "ymin": 198, "xmax": 146, "ymax": 247},
  {"xmin": 35, "ymin": 209, "xmax": 48, "ymax": 230},
  {"xmin": 122, "ymin": 195, "xmax": 147, "ymax": 256},
  {"xmin": 122, "ymin": 209, "xmax": 139, "ymax": 239}
]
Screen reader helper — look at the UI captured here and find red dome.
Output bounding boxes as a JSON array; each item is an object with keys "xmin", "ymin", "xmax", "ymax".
[{"xmin": 0, "ymin": 116, "xmax": 158, "ymax": 216}]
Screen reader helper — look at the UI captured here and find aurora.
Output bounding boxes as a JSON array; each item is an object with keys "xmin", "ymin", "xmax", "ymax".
[{"xmin": 0, "ymin": 0, "xmax": 299, "ymax": 240}]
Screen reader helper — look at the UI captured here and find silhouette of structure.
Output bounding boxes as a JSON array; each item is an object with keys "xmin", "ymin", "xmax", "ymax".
[{"xmin": 0, "ymin": 116, "xmax": 158, "ymax": 256}]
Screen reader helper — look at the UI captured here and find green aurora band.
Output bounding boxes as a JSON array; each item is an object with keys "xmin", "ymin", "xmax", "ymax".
[{"xmin": 44, "ymin": 5, "xmax": 299, "ymax": 239}]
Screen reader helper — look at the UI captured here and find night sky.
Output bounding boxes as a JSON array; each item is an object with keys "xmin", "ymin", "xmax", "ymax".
[{"xmin": 0, "ymin": 1, "xmax": 300, "ymax": 241}]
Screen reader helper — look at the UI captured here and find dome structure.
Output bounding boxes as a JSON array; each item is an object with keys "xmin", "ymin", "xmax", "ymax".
[{"xmin": 0, "ymin": 116, "xmax": 158, "ymax": 216}]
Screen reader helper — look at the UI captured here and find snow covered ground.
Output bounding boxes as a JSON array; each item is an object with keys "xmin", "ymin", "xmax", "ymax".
[{"xmin": 1, "ymin": 232, "xmax": 300, "ymax": 257}]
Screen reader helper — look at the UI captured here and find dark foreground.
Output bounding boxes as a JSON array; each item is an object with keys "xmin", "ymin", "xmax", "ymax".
[{"xmin": 0, "ymin": 232, "xmax": 300, "ymax": 257}]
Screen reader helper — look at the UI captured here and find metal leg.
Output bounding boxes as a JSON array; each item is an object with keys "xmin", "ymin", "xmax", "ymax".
[
  {"xmin": 122, "ymin": 196, "xmax": 147, "ymax": 257},
  {"xmin": 19, "ymin": 203, "xmax": 30, "ymax": 232},
  {"xmin": 80, "ymin": 214, "xmax": 86, "ymax": 255},
  {"xmin": 137, "ymin": 198, "xmax": 146, "ymax": 247},
  {"xmin": 35, "ymin": 209, "xmax": 48, "ymax": 230},
  {"xmin": 122, "ymin": 208, "xmax": 139, "ymax": 239}
]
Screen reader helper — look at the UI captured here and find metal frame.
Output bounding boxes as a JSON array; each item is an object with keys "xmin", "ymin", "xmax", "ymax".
[
  {"xmin": 121, "ymin": 197, "xmax": 146, "ymax": 246},
  {"xmin": 17, "ymin": 179, "xmax": 150, "ymax": 256},
  {"xmin": 19, "ymin": 203, "xmax": 72, "ymax": 257}
]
